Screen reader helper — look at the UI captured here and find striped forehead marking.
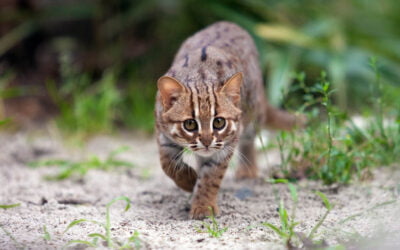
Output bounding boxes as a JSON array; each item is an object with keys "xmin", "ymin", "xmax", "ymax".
[
  {"xmin": 208, "ymin": 85, "xmax": 216, "ymax": 117},
  {"xmin": 190, "ymin": 83, "xmax": 201, "ymax": 130}
]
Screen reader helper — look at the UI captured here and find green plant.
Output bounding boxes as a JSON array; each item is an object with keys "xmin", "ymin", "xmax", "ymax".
[
  {"xmin": 263, "ymin": 179, "xmax": 299, "ymax": 247},
  {"xmin": 196, "ymin": 207, "xmax": 228, "ymax": 238},
  {"xmin": 273, "ymin": 72, "xmax": 357, "ymax": 184},
  {"xmin": 263, "ymin": 180, "xmax": 334, "ymax": 248},
  {"xmin": 358, "ymin": 58, "xmax": 400, "ymax": 166},
  {"xmin": 313, "ymin": 72, "xmax": 357, "ymax": 184},
  {"xmin": 120, "ymin": 81, "xmax": 155, "ymax": 133},
  {"xmin": 308, "ymin": 191, "xmax": 333, "ymax": 239},
  {"xmin": 43, "ymin": 225, "xmax": 51, "ymax": 241},
  {"xmin": 55, "ymin": 37, "xmax": 157, "ymax": 135},
  {"xmin": 0, "ymin": 119, "xmax": 11, "ymax": 127},
  {"xmin": 46, "ymin": 49, "xmax": 156, "ymax": 135},
  {"xmin": 63, "ymin": 196, "xmax": 141, "ymax": 249},
  {"xmin": 271, "ymin": 66, "xmax": 398, "ymax": 184},
  {"xmin": 0, "ymin": 203, "xmax": 20, "ymax": 209},
  {"xmin": 263, "ymin": 199, "xmax": 298, "ymax": 246},
  {"xmin": 47, "ymin": 49, "xmax": 121, "ymax": 136},
  {"xmin": 0, "ymin": 71, "xmax": 23, "ymax": 128},
  {"xmin": 276, "ymin": 131, "xmax": 298, "ymax": 179},
  {"xmin": 2, "ymin": 0, "xmax": 400, "ymax": 136},
  {"xmin": 29, "ymin": 146, "xmax": 134, "ymax": 180}
]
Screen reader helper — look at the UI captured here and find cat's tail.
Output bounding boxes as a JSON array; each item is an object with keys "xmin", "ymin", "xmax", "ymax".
[{"xmin": 264, "ymin": 103, "xmax": 306, "ymax": 131}]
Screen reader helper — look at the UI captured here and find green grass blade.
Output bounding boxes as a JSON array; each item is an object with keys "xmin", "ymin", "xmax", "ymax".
[
  {"xmin": 288, "ymin": 183, "xmax": 298, "ymax": 203},
  {"xmin": 0, "ymin": 203, "xmax": 20, "ymax": 209},
  {"xmin": 198, "ymin": 207, "xmax": 227, "ymax": 238},
  {"xmin": 262, "ymin": 223, "xmax": 287, "ymax": 238},
  {"xmin": 308, "ymin": 210, "xmax": 330, "ymax": 239},
  {"xmin": 106, "ymin": 196, "xmax": 131, "ymax": 211},
  {"xmin": 120, "ymin": 230, "xmax": 141, "ymax": 249},
  {"xmin": 88, "ymin": 233, "xmax": 107, "ymax": 241},
  {"xmin": 63, "ymin": 219, "xmax": 102, "ymax": 233},
  {"xmin": 278, "ymin": 200, "xmax": 288, "ymax": 232},
  {"xmin": 43, "ymin": 225, "xmax": 51, "ymax": 241},
  {"xmin": 315, "ymin": 191, "xmax": 332, "ymax": 210},
  {"xmin": 266, "ymin": 178, "xmax": 289, "ymax": 184},
  {"xmin": 104, "ymin": 196, "xmax": 131, "ymax": 247},
  {"xmin": 29, "ymin": 159, "xmax": 70, "ymax": 168},
  {"xmin": 127, "ymin": 230, "xmax": 141, "ymax": 249}
]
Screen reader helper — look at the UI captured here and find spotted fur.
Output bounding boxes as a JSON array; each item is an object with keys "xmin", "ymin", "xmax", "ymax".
[{"xmin": 155, "ymin": 21, "xmax": 301, "ymax": 219}]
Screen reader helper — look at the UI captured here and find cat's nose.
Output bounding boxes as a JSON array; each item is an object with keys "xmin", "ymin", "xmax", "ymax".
[{"xmin": 200, "ymin": 134, "xmax": 213, "ymax": 148}]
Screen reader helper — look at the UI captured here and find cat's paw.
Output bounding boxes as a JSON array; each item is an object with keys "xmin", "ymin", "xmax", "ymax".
[
  {"xmin": 235, "ymin": 166, "xmax": 258, "ymax": 179},
  {"xmin": 189, "ymin": 204, "xmax": 220, "ymax": 220}
]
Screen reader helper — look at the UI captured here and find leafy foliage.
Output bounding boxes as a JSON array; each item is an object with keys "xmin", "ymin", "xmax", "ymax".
[
  {"xmin": 1, "ymin": 0, "xmax": 400, "ymax": 134},
  {"xmin": 271, "ymin": 62, "xmax": 399, "ymax": 184},
  {"xmin": 48, "ymin": 62, "xmax": 121, "ymax": 136}
]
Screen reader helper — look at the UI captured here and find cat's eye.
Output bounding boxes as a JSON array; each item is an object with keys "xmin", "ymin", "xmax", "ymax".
[
  {"xmin": 213, "ymin": 117, "xmax": 226, "ymax": 130},
  {"xmin": 183, "ymin": 119, "xmax": 198, "ymax": 131}
]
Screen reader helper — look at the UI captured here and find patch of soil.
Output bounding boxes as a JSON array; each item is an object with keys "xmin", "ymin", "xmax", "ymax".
[{"xmin": 1, "ymin": 132, "xmax": 399, "ymax": 249}]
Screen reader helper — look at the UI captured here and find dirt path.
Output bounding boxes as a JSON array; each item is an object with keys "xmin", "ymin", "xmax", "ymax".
[{"xmin": 1, "ymin": 131, "xmax": 399, "ymax": 249}]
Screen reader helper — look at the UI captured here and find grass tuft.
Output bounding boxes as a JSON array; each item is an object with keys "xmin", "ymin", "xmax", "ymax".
[
  {"xmin": 196, "ymin": 207, "xmax": 228, "ymax": 238},
  {"xmin": 262, "ymin": 180, "xmax": 299, "ymax": 247},
  {"xmin": 63, "ymin": 196, "xmax": 141, "ymax": 249},
  {"xmin": 48, "ymin": 68, "xmax": 121, "ymax": 137},
  {"xmin": 263, "ymin": 180, "xmax": 336, "ymax": 248},
  {"xmin": 29, "ymin": 146, "xmax": 134, "ymax": 180}
]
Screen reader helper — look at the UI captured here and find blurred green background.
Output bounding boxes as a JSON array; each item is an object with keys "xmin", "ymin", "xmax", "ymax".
[{"xmin": 1, "ymin": 0, "xmax": 399, "ymax": 134}]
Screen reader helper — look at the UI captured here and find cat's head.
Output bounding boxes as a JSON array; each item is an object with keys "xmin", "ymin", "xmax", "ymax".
[{"xmin": 157, "ymin": 73, "xmax": 243, "ymax": 158}]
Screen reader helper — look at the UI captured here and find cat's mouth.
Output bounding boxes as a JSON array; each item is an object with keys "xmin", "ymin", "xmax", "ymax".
[{"xmin": 192, "ymin": 147, "xmax": 220, "ymax": 158}]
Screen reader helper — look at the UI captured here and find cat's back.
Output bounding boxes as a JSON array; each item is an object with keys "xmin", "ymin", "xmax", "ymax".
[
  {"xmin": 170, "ymin": 22, "xmax": 263, "ymax": 91},
  {"xmin": 165, "ymin": 21, "xmax": 266, "ymax": 122},
  {"xmin": 173, "ymin": 22, "xmax": 258, "ymax": 69}
]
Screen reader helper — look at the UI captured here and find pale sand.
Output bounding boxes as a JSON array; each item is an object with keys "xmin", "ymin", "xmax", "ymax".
[{"xmin": 1, "ymin": 131, "xmax": 399, "ymax": 249}]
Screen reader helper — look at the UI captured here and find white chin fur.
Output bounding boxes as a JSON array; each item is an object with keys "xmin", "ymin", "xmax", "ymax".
[{"xmin": 194, "ymin": 149, "xmax": 217, "ymax": 158}]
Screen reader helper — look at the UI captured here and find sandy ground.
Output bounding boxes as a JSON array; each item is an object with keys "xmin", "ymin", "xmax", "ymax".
[{"xmin": 1, "ymin": 131, "xmax": 400, "ymax": 249}]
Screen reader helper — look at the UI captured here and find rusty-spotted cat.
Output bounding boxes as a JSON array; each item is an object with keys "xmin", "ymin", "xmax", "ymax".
[{"xmin": 155, "ymin": 21, "xmax": 301, "ymax": 219}]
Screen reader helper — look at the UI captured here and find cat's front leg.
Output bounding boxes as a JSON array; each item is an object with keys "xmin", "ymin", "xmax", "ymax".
[
  {"xmin": 158, "ymin": 135, "xmax": 198, "ymax": 192},
  {"xmin": 189, "ymin": 152, "xmax": 232, "ymax": 219}
]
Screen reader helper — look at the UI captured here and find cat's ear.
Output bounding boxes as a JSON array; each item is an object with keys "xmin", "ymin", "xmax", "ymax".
[
  {"xmin": 220, "ymin": 72, "xmax": 243, "ymax": 106},
  {"xmin": 157, "ymin": 76, "xmax": 187, "ymax": 110}
]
